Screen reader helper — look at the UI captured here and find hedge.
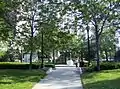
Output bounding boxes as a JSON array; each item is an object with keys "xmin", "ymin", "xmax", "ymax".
[
  {"xmin": 0, "ymin": 62, "xmax": 55, "ymax": 69},
  {"xmin": 85, "ymin": 62, "xmax": 120, "ymax": 72}
]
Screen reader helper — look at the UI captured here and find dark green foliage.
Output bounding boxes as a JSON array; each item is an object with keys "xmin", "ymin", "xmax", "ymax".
[
  {"xmin": 0, "ymin": 54, "xmax": 9, "ymax": 62},
  {"xmin": 0, "ymin": 62, "xmax": 55, "ymax": 69},
  {"xmin": 0, "ymin": 51, "xmax": 15, "ymax": 62},
  {"xmin": 86, "ymin": 62, "xmax": 120, "ymax": 72}
]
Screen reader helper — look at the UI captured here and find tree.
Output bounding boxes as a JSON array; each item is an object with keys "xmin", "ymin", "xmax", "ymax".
[
  {"xmin": 14, "ymin": 0, "xmax": 41, "ymax": 69},
  {"xmin": 16, "ymin": 0, "xmax": 63, "ymax": 69},
  {"xmin": 63, "ymin": 0, "xmax": 120, "ymax": 70},
  {"xmin": 0, "ymin": 0, "xmax": 13, "ymax": 41},
  {"xmin": 0, "ymin": 0, "xmax": 21, "ymax": 62},
  {"xmin": 82, "ymin": 0, "xmax": 119, "ymax": 70},
  {"xmin": 35, "ymin": 20, "xmax": 59, "ymax": 66},
  {"xmin": 100, "ymin": 28, "xmax": 116, "ymax": 61}
]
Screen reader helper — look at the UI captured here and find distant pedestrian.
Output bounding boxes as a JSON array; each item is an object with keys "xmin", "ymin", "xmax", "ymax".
[
  {"xmin": 74, "ymin": 59, "xmax": 78, "ymax": 67},
  {"xmin": 67, "ymin": 59, "xmax": 74, "ymax": 66}
]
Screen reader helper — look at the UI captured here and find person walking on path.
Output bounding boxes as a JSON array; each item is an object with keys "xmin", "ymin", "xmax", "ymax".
[{"xmin": 75, "ymin": 59, "xmax": 79, "ymax": 67}]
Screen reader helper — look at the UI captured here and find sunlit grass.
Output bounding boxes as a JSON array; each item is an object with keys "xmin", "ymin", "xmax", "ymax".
[
  {"xmin": 82, "ymin": 69, "xmax": 120, "ymax": 89},
  {"xmin": 0, "ymin": 69, "xmax": 46, "ymax": 89}
]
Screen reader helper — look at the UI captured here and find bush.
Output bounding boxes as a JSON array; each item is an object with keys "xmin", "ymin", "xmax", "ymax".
[
  {"xmin": 85, "ymin": 62, "xmax": 120, "ymax": 72},
  {"xmin": 85, "ymin": 64, "xmax": 96, "ymax": 72},
  {"xmin": 0, "ymin": 62, "xmax": 55, "ymax": 69},
  {"xmin": 100, "ymin": 62, "xmax": 117, "ymax": 70}
]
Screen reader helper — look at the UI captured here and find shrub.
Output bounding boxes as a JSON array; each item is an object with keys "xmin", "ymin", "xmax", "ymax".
[
  {"xmin": 100, "ymin": 62, "xmax": 117, "ymax": 70},
  {"xmin": 0, "ymin": 62, "xmax": 55, "ymax": 69},
  {"xmin": 85, "ymin": 62, "xmax": 120, "ymax": 72},
  {"xmin": 85, "ymin": 64, "xmax": 96, "ymax": 72}
]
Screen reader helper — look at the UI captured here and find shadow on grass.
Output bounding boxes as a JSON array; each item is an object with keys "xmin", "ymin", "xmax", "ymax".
[
  {"xmin": 0, "ymin": 82, "xmax": 12, "ymax": 84},
  {"xmin": 0, "ymin": 69, "xmax": 46, "ymax": 85},
  {"xmin": 83, "ymin": 77, "xmax": 120, "ymax": 89}
]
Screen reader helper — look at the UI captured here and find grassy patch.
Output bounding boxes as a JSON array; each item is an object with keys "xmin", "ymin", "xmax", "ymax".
[
  {"xmin": 82, "ymin": 69, "xmax": 120, "ymax": 89},
  {"xmin": 0, "ymin": 69, "xmax": 46, "ymax": 89}
]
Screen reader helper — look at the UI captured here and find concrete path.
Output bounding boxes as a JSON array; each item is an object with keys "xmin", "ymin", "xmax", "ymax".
[{"xmin": 32, "ymin": 65, "xmax": 83, "ymax": 89}]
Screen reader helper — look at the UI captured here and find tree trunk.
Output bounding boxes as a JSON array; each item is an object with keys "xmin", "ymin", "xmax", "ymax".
[
  {"xmin": 79, "ymin": 51, "xmax": 80, "ymax": 60},
  {"xmin": 69, "ymin": 50, "xmax": 71, "ymax": 60},
  {"xmin": 52, "ymin": 49, "xmax": 55, "ymax": 64},
  {"xmin": 29, "ymin": 15, "xmax": 34, "ymax": 70},
  {"xmin": 37, "ymin": 51, "xmax": 40, "ymax": 60},
  {"xmin": 86, "ymin": 25, "xmax": 91, "ymax": 66},
  {"xmin": 41, "ymin": 30, "xmax": 44, "ymax": 68},
  {"xmin": 29, "ymin": 50, "xmax": 33, "ymax": 70},
  {"xmin": 48, "ymin": 57, "xmax": 50, "ymax": 62},
  {"xmin": 80, "ymin": 51, "xmax": 83, "ymax": 62},
  {"xmin": 20, "ymin": 53, "xmax": 22, "ymax": 63},
  {"xmin": 37, "ymin": 51, "xmax": 41, "ymax": 69},
  {"xmin": 19, "ymin": 50, "xmax": 23, "ymax": 63},
  {"xmin": 109, "ymin": 51, "xmax": 112, "ymax": 60},
  {"xmin": 78, "ymin": 51, "xmax": 81, "ymax": 67},
  {"xmin": 29, "ymin": 29, "xmax": 34, "ymax": 70},
  {"xmin": 95, "ymin": 25, "xmax": 100, "ymax": 71},
  {"xmin": 105, "ymin": 50, "xmax": 108, "ymax": 61},
  {"xmin": 64, "ymin": 50, "xmax": 67, "ymax": 64},
  {"xmin": 80, "ymin": 51, "xmax": 84, "ymax": 67}
]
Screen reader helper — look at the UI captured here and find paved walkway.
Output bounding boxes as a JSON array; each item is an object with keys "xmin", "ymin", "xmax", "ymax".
[{"xmin": 32, "ymin": 65, "xmax": 83, "ymax": 89}]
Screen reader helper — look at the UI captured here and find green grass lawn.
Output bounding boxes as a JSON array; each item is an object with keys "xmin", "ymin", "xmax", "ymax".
[
  {"xmin": 0, "ymin": 69, "xmax": 46, "ymax": 89},
  {"xmin": 82, "ymin": 69, "xmax": 120, "ymax": 89}
]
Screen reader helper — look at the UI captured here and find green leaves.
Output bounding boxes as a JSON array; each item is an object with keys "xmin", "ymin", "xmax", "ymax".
[{"xmin": 0, "ymin": 0, "xmax": 5, "ymax": 14}]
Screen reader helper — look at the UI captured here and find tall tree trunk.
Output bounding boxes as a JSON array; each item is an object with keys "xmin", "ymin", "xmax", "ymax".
[
  {"xmin": 105, "ymin": 50, "xmax": 108, "ymax": 61},
  {"xmin": 52, "ymin": 49, "xmax": 55, "ymax": 64},
  {"xmin": 69, "ymin": 49, "xmax": 71, "ymax": 60},
  {"xmin": 37, "ymin": 51, "xmax": 40, "ymax": 60},
  {"xmin": 64, "ymin": 50, "xmax": 67, "ymax": 64},
  {"xmin": 79, "ymin": 51, "xmax": 80, "ymax": 60},
  {"xmin": 29, "ymin": 24, "xmax": 34, "ymax": 70},
  {"xmin": 20, "ymin": 57, "xmax": 22, "ymax": 63},
  {"xmin": 79, "ymin": 51, "xmax": 81, "ymax": 66},
  {"xmin": 95, "ymin": 25, "xmax": 100, "ymax": 71},
  {"xmin": 29, "ymin": 9, "xmax": 35, "ymax": 70},
  {"xmin": 20, "ymin": 50, "xmax": 23, "ymax": 63},
  {"xmin": 37, "ymin": 51, "xmax": 41, "ymax": 69},
  {"xmin": 80, "ymin": 51, "xmax": 84, "ymax": 67},
  {"xmin": 86, "ymin": 25, "xmax": 91, "ymax": 66},
  {"xmin": 109, "ymin": 51, "xmax": 112, "ymax": 60},
  {"xmin": 29, "ymin": 50, "xmax": 33, "ymax": 70},
  {"xmin": 80, "ymin": 51, "xmax": 83, "ymax": 62},
  {"xmin": 41, "ymin": 30, "xmax": 44, "ymax": 68}
]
